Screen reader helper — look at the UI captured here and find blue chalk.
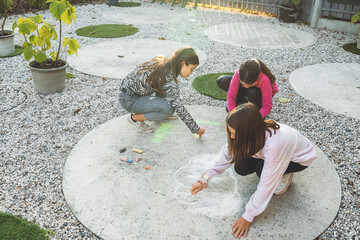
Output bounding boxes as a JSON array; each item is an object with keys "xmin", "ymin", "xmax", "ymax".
[{"xmin": 127, "ymin": 159, "xmax": 133, "ymax": 163}]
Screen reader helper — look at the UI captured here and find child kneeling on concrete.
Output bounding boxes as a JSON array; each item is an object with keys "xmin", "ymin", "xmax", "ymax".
[{"xmin": 190, "ymin": 103, "xmax": 316, "ymax": 239}]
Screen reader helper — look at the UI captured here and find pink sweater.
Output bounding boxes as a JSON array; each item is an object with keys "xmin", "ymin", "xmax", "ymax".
[
  {"xmin": 202, "ymin": 124, "xmax": 317, "ymax": 222},
  {"xmin": 227, "ymin": 70, "xmax": 278, "ymax": 118}
]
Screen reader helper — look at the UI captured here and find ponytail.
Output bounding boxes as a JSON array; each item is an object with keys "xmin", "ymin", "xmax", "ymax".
[{"xmin": 258, "ymin": 60, "xmax": 276, "ymax": 85}]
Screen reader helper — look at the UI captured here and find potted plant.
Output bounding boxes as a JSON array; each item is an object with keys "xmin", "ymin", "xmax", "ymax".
[
  {"xmin": 278, "ymin": 0, "xmax": 301, "ymax": 23},
  {"xmin": 0, "ymin": 0, "xmax": 16, "ymax": 56},
  {"xmin": 351, "ymin": 11, "xmax": 360, "ymax": 49},
  {"xmin": 12, "ymin": 0, "xmax": 80, "ymax": 94}
]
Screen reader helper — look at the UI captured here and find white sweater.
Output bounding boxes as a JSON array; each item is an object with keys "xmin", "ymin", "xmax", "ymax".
[{"xmin": 202, "ymin": 123, "xmax": 317, "ymax": 222}]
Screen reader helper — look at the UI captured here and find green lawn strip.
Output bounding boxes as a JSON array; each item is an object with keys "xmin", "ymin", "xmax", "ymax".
[
  {"xmin": 0, "ymin": 45, "xmax": 24, "ymax": 58},
  {"xmin": 76, "ymin": 24, "xmax": 139, "ymax": 38},
  {"xmin": 116, "ymin": 2, "xmax": 141, "ymax": 7},
  {"xmin": 343, "ymin": 43, "xmax": 360, "ymax": 55},
  {"xmin": 192, "ymin": 72, "xmax": 234, "ymax": 100},
  {"xmin": 0, "ymin": 212, "xmax": 50, "ymax": 240}
]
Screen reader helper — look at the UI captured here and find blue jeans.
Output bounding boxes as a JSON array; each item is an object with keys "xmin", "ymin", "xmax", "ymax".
[{"xmin": 119, "ymin": 90, "xmax": 174, "ymax": 121}]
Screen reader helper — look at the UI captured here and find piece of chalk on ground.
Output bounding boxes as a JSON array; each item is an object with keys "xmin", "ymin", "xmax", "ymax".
[
  {"xmin": 194, "ymin": 134, "xmax": 200, "ymax": 138},
  {"xmin": 146, "ymin": 166, "xmax": 151, "ymax": 170},
  {"xmin": 119, "ymin": 147, "xmax": 126, "ymax": 153},
  {"xmin": 132, "ymin": 148, "xmax": 143, "ymax": 154},
  {"xmin": 120, "ymin": 156, "xmax": 128, "ymax": 161},
  {"xmin": 127, "ymin": 159, "xmax": 133, "ymax": 163},
  {"xmin": 135, "ymin": 157, "xmax": 142, "ymax": 162}
]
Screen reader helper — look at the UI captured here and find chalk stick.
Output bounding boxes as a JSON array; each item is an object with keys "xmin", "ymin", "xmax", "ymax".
[
  {"xmin": 194, "ymin": 133, "xmax": 200, "ymax": 138},
  {"xmin": 132, "ymin": 148, "xmax": 143, "ymax": 154},
  {"xmin": 120, "ymin": 156, "xmax": 128, "ymax": 161},
  {"xmin": 146, "ymin": 166, "xmax": 151, "ymax": 170},
  {"xmin": 119, "ymin": 148, "xmax": 126, "ymax": 153},
  {"xmin": 127, "ymin": 159, "xmax": 133, "ymax": 163},
  {"xmin": 135, "ymin": 156, "xmax": 142, "ymax": 162}
]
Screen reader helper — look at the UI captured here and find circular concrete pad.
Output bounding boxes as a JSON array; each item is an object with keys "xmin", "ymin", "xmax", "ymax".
[
  {"xmin": 67, "ymin": 38, "xmax": 206, "ymax": 79},
  {"xmin": 63, "ymin": 106, "xmax": 341, "ymax": 240},
  {"xmin": 290, "ymin": 63, "xmax": 360, "ymax": 119},
  {"xmin": 204, "ymin": 23, "xmax": 317, "ymax": 49},
  {"xmin": 103, "ymin": 6, "xmax": 188, "ymax": 25}
]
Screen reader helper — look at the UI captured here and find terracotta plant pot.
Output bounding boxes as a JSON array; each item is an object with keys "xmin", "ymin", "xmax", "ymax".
[
  {"xmin": 0, "ymin": 30, "xmax": 15, "ymax": 57},
  {"xmin": 27, "ymin": 60, "xmax": 68, "ymax": 94}
]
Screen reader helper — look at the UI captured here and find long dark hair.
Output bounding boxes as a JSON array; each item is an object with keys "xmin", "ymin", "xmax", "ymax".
[
  {"xmin": 136, "ymin": 47, "xmax": 199, "ymax": 93},
  {"xmin": 226, "ymin": 103, "xmax": 280, "ymax": 164},
  {"xmin": 238, "ymin": 59, "xmax": 276, "ymax": 85}
]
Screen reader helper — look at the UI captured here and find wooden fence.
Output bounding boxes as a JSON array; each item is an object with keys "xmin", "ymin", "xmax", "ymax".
[
  {"xmin": 321, "ymin": 0, "xmax": 360, "ymax": 21},
  {"xmin": 177, "ymin": 0, "xmax": 360, "ymax": 22}
]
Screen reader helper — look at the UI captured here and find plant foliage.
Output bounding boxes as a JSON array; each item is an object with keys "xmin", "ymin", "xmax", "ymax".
[
  {"xmin": 0, "ymin": 0, "xmax": 15, "ymax": 35},
  {"xmin": 12, "ymin": 0, "xmax": 80, "ymax": 67},
  {"xmin": 351, "ymin": 11, "xmax": 360, "ymax": 23}
]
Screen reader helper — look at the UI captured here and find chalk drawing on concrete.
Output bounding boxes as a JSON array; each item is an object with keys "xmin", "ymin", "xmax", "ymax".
[
  {"xmin": 173, "ymin": 154, "xmax": 242, "ymax": 219},
  {"xmin": 151, "ymin": 120, "xmax": 222, "ymax": 144},
  {"xmin": 151, "ymin": 123, "xmax": 177, "ymax": 143}
]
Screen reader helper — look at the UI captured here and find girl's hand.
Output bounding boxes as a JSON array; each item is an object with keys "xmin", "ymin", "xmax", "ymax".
[
  {"xmin": 190, "ymin": 181, "xmax": 203, "ymax": 195},
  {"xmin": 196, "ymin": 126, "xmax": 205, "ymax": 136},
  {"xmin": 231, "ymin": 217, "xmax": 251, "ymax": 239}
]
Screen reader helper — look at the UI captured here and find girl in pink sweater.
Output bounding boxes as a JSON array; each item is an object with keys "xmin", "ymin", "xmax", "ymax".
[
  {"xmin": 190, "ymin": 103, "xmax": 316, "ymax": 239},
  {"xmin": 217, "ymin": 59, "xmax": 278, "ymax": 118}
]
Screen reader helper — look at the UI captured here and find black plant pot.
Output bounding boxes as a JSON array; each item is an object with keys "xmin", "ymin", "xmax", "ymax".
[{"xmin": 278, "ymin": 5, "xmax": 299, "ymax": 23}]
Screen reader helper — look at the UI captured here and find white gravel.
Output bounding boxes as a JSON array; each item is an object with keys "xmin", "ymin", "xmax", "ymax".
[{"xmin": 1, "ymin": 1, "xmax": 359, "ymax": 239}]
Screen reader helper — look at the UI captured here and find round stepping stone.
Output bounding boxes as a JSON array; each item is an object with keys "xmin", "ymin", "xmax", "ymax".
[
  {"xmin": 63, "ymin": 105, "xmax": 340, "ymax": 240},
  {"xmin": 290, "ymin": 63, "xmax": 360, "ymax": 119},
  {"xmin": 204, "ymin": 23, "xmax": 317, "ymax": 49},
  {"xmin": 103, "ymin": 6, "xmax": 188, "ymax": 24},
  {"xmin": 0, "ymin": 86, "xmax": 27, "ymax": 113},
  {"xmin": 67, "ymin": 38, "xmax": 206, "ymax": 79}
]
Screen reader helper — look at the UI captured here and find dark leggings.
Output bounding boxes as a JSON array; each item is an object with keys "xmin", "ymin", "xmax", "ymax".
[
  {"xmin": 217, "ymin": 75, "xmax": 262, "ymax": 110},
  {"xmin": 234, "ymin": 157, "xmax": 308, "ymax": 178}
]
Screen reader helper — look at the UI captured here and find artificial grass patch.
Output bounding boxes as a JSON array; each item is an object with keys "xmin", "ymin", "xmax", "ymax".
[
  {"xmin": 0, "ymin": 212, "xmax": 50, "ymax": 240},
  {"xmin": 192, "ymin": 72, "xmax": 234, "ymax": 100},
  {"xmin": 116, "ymin": 2, "xmax": 141, "ymax": 7},
  {"xmin": 343, "ymin": 42, "xmax": 360, "ymax": 55},
  {"xmin": 0, "ymin": 45, "xmax": 24, "ymax": 58},
  {"xmin": 76, "ymin": 24, "xmax": 139, "ymax": 38}
]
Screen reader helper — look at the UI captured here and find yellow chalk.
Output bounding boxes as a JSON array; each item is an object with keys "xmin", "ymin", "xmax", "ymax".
[
  {"xmin": 132, "ymin": 148, "xmax": 143, "ymax": 154},
  {"xmin": 194, "ymin": 133, "xmax": 200, "ymax": 138}
]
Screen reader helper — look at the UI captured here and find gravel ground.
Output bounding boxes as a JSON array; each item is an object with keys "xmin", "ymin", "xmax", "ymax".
[{"xmin": 1, "ymin": 1, "xmax": 359, "ymax": 239}]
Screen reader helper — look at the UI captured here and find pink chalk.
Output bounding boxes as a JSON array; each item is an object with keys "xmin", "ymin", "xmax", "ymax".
[
  {"xmin": 120, "ymin": 156, "xmax": 128, "ymax": 162},
  {"xmin": 135, "ymin": 157, "xmax": 142, "ymax": 162}
]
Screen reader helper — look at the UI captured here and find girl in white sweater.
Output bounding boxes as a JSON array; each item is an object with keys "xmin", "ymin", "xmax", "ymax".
[{"xmin": 190, "ymin": 103, "xmax": 317, "ymax": 239}]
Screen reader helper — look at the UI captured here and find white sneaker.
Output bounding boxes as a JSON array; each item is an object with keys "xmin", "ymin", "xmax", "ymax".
[
  {"xmin": 274, "ymin": 173, "xmax": 294, "ymax": 195},
  {"xmin": 127, "ymin": 115, "xmax": 154, "ymax": 133},
  {"xmin": 166, "ymin": 113, "xmax": 178, "ymax": 120}
]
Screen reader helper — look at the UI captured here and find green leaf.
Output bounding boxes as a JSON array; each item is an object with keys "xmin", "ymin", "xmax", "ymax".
[
  {"xmin": 65, "ymin": 72, "xmax": 75, "ymax": 78},
  {"xmin": 49, "ymin": 1, "xmax": 67, "ymax": 21},
  {"xmin": 50, "ymin": 51, "xmax": 57, "ymax": 61},
  {"xmin": 29, "ymin": 35, "xmax": 39, "ymax": 45},
  {"xmin": 292, "ymin": 0, "xmax": 301, "ymax": 5},
  {"xmin": 351, "ymin": 11, "xmax": 360, "ymax": 23},
  {"xmin": 279, "ymin": 98, "xmax": 291, "ymax": 103},
  {"xmin": 17, "ymin": 18, "xmax": 38, "ymax": 35},
  {"xmin": 29, "ymin": 15, "xmax": 43, "ymax": 24},
  {"xmin": 12, "ymin": 21, "xmax": 18, "ymax": 32},
  {"xmin": 34, "ymin": 51, "xmax": 48, "ymax": 63},
  {"xmin": 61, "ymin": 10, "xmax": 72, "ymax": 25},
  {"xmin": 63, "ymin": 38, "xmax": 80, "ymax": 55},
  {"xmin": 23, "ymin": 46, "xmax": 34, "ymax": 60}
]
